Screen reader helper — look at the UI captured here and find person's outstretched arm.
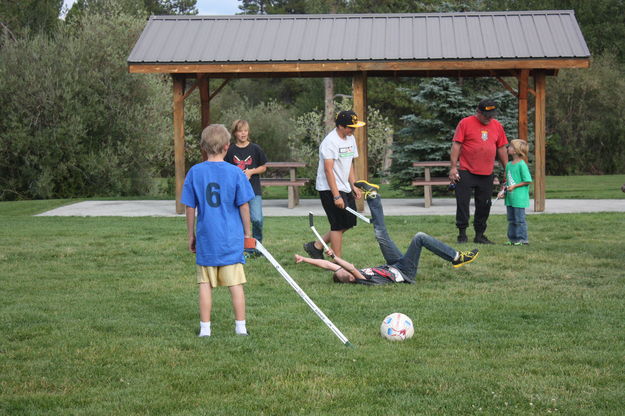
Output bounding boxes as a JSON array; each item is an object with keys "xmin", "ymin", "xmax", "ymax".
[
  {"xmin": 324, "ymin": 249, "xmax": 366, "ymax": 281},
  {"xmin": 294, "ymin": 254, "xmax": 340, "ymax": 271}
]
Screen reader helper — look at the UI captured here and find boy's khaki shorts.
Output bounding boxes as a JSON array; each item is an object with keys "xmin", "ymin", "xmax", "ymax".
[{"xmin": 196, "ymin": 264, "xmax": 246, "ymax": 287}]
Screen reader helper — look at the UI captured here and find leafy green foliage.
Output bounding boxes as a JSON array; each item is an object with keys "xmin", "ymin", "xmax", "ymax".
[
  {"xmin": 64, "ymin": 0, "xmax": 197, "ymax": 22},
  {"xmin": 0, "ymin": 0, "xmax": 63, "ymax": 38},
  {"xmin": 0, "ymin": 12, "xmax": 171, "ymax": 200},
  {"xmin": 546, "ymin": 52, "xmax": 625, "ymax": 174},
  {"xmin": 219, "ymin": 99, "xmax": 295, "ymax": 162},
  {"xmin": 238, "ymin": 0, "xmax": 309, "ymax": 14}
]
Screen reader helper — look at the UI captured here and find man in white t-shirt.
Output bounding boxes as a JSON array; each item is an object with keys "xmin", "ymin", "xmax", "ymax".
[{"xmin": 304, "ymin": 110, "xmax": 368, "ymax": 259}]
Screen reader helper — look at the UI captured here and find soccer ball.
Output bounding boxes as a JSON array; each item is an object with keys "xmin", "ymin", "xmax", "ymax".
[{"xmin": 380, "ymin": 313, "xmax": 414, "ymax": 341}]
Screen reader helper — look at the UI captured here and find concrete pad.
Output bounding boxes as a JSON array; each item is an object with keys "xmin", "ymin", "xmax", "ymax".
[{"xmin": 36, "ymin": 198, "xmax": 625, "ymax": 217}]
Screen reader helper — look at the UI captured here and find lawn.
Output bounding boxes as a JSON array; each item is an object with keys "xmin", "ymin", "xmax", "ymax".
[{"xmin": 1, "ymin": 199, "xmax": 624, "ymax": 415}]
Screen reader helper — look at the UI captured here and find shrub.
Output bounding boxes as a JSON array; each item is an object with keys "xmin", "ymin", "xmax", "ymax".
[{"xmin": 0, "ymin": 12, "xmax": 171, "ymax": 200}]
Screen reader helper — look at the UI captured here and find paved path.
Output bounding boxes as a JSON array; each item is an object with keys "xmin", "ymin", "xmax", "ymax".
[{"xmin": 36, "ymin": 198, "xmax": 625, "ymax": 217}]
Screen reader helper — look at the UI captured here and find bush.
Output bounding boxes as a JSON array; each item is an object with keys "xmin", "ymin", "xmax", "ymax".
[
  {"xmin": 218, "ymin": 99, "xmax": 294, "ymax": 162},
  {"xmin": 0, "ymin": 12, "xmax": 171, "ymax": 200},
  {"xmin": 547, "ymin": 52, "xmax": 625, "ymax": 174}
]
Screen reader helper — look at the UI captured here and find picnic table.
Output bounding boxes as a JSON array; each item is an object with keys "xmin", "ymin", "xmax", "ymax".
[
  {"xmin": 262, "ymin": 162, "xmax": 309, "ymax": 208},
  {"xmin": 412, "ymin": 161, "xmax": 499, "ymax": 208}
]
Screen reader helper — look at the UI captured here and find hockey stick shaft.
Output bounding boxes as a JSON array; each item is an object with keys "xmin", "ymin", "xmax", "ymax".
[
  {"xmin": 308, "ymin": 212, "xmax": 333, "ymax": 256},
  {"xmin": 345, "ymin": 206, "xmax": 371, "ymax": 223},
  {"xmin": 255, "ymin": 241, "xmax": 351, "ymax": 346}
]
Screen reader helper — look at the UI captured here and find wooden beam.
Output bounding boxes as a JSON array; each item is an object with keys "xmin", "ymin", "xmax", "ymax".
[
  {"xmin": 173, "ymin": 75, "xmax": 186, "ymax": 215},
  {"xmin": 518, "ymin": 69, "xmax": 529, "ymax": 143},
  {"xmin": 198, "ymin": 75, "xmax": 210, "ymax": 129},
  {"xmin": 182, "ymin": 80, "xmax": 197, "ymax": 100},
  {"xmin": 128, "ymin": 58, "xmax": 590, "ymax": 75},
  {"xmin": 495, "ymin": 76, "xmax": 518, "ymax": 97},
  {"xmin": 534, "ymin": 71, "xmax": 546, "ymax": 212},
  {"xmin": 208, "ymin": 79, "xmax": 230, "ymax": 101},
  {"xmin": 352, "ymin": 72, "xmax": 367, "ymax": 212}
]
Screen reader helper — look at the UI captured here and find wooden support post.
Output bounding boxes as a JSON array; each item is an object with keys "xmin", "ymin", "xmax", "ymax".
[
  {"xmin": 198, "ymin": 75, "xmax": 210, "ymax": 129},
  {"xmin": 173, "ymin": 75, "xmax": 186, "ymax": 215},
  {"xmin": 534, "ymin": 71, "xmax": 546, "ymax": 212},
  {"xmin": 288, "ymin": 167, "xmax": 297, "ymax": 209},
  {"xmin": 352, "ymin": 72, "xmax": 367, "ymax": 212},
  {"xmin": 518, "ymin": 69, "xmax": 529, "ymax": 143},
  {"xmin": 423, "ymin": 167, "xmax": 432, "ymax": 208}
]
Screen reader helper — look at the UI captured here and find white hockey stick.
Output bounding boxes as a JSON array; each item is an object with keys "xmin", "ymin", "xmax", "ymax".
[
  {"xmin": 345, "ymin": 206, "xmax": 371, "ymax": 224},
  {"xmin": 254, "ymin": 240, "xmax": 352, "ymax": 347},
  {"xmin": 308, "ymin": 212, "xmax": 334, "ymax": 257}
]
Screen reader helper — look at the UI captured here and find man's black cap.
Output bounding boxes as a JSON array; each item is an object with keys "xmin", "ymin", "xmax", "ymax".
[{"xmin": 477, "ymin": 99, "xmax": 498, "ymax": 117}]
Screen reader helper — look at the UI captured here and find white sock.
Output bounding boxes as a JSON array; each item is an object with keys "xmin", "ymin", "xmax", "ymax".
[
  {"xmin": 235, "ymin": 320, "xmax": 247, "ymax": 335},
  {"xmin": 453, "ymin": 252, "xmax": 460, "ymax": 261},
  {"xmin": 199, "ymin": 321, "xmax": 211, "ymax": 337}
]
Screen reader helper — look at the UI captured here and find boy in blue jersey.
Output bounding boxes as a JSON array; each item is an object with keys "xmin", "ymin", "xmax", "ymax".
[{"xmin": 182, "ymin": 124, "xmax": 255, "ymax": 337}]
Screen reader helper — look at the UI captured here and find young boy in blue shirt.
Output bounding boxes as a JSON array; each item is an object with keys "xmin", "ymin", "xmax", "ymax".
[{"xmin": 182, "ymin": 124, "xmax": 255, "ymax": 337}]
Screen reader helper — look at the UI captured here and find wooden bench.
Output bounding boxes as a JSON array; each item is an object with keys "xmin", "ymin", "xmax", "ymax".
[
  {"xmin": 412, "ymin": 176, "xmax": 500, "ymax": 208},
  {"xmin": 260, "ymin": 178, "xmax": 310, "ymax": 208},
  {"xmin": 262, "ymin": 162, "xmax": 309, "ymax": 208}
]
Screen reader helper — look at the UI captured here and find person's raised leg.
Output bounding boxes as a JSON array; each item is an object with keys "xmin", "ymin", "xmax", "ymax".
[
  {"xmin": 356, "ymin": 182, "xmax": 403, "ymax": 264},
  {"xmin": 395, "ymin": 232, "xmax": 457, "ymax": 278},
  {"xmin": 396, "ymin": 232, "xmax": 478, "ymax": 276}
]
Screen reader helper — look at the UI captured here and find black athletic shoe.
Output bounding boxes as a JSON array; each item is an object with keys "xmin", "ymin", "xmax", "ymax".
[
  {"xmin": 474, "ymin": 234, "xmax": 495, "ymax": 244},
  {"xmin": 452, "ymin": 248, "xmax": 479, "ymax": 268},
  {"xmin": 354, "ymin": 180, "xmax": 380, "ymax": 199},
  {"xmin": 303, "ymin": 241, "xmax": 324, "ymax": 259},
  {"xmin": 457, "ymin": 234, "xmax": 468, "ymax": 243}
]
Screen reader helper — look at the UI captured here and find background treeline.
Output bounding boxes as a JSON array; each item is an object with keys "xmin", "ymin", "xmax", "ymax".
[{"xmin": 1, "ymin": 0, "xmax": 624, "ymax": 200}]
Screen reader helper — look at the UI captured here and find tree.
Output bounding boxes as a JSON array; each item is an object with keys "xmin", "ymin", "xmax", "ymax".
[
  {"xmin": 0, "ymin": 11, "xmax": 172, "ymax": 200},
  {"xmin": 238, "ymin": 0, "xmax": 309, "ymax": 14},
  {"xmin": 479, "ymin": 0, "xmax": 625, "ymax": 63},
  {"xmin": 546, "ymin": 52, "xmax": 625, "ymax": 174},
  {"xmin": 0, "ymin": 0, "xmax": 63, "ymax": 38},
  {"xmin": 65, "ymin": 0, "xmax": 197, "ymax": 22}
]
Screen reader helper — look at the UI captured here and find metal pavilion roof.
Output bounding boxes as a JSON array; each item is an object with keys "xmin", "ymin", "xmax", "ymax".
[{"xmin": 128, "ymin": 11, "xmax": 590, "ymax": 65}]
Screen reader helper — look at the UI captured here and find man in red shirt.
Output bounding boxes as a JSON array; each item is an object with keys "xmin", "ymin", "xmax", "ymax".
[{"xmin": 448, "ymin": 99, "xmax": 508, "ymax": 244}]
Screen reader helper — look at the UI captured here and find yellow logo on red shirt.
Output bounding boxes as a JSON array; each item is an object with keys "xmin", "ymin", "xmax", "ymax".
[{"xmin": 481, "ymin": 130, "xmax": 488, "ymax": 141}]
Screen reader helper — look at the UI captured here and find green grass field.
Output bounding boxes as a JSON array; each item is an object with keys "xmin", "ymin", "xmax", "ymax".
[{"xmin": 1, "ymin": 194, "xmax": 624, "ymax": 415}]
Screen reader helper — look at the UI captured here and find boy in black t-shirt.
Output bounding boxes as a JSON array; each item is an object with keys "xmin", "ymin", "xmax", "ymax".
[
  {"xmin": 295, "ymin": 182, "xmax": 479, "ymax": 285},
  {"xmin": 225, "ymin": 120, "xmax": 268, "ymax": 257}
]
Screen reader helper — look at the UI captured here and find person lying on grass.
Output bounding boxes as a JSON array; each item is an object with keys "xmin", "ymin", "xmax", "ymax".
[{"xmin": 294, "ymin": 181, "xmax": 479, "ymax": 285}]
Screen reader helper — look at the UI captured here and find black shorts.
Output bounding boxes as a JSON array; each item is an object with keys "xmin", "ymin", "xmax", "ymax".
[{"xmin": 319, "ymin": 190, "xmax": 357, "ymax": 231}]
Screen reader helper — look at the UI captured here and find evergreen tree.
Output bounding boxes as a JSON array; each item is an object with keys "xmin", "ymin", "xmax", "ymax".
[{"xmin": 390, "ymin": 78, "xmax": 517, "ymax": 191}]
